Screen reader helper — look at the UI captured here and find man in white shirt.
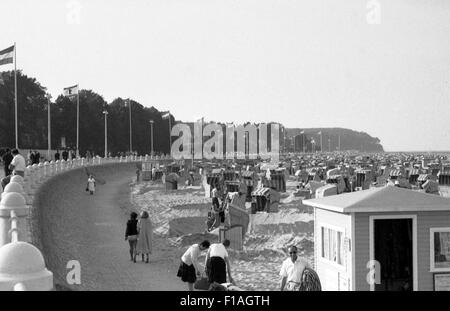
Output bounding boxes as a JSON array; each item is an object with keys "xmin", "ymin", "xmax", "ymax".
[
  {"xmin": 1, "ymin": 149, "xmax": 26, "ymax": 189},
  {"xmin": 9, "ymin": 149, "xmax": 26, "ymax": 177},
  {"xmin": 205, "ymin": 239, "xmax": 234, "ymax": 285},
  {"xmin": 280, "ymin": 245, "xmax": 310, "ymax": 291},
  {"xmin": 177, "ymin": 240, "xmax": 210, "ymax": 291}
]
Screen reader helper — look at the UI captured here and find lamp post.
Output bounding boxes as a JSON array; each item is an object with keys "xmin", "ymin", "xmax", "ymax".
[
  {"xmin": 126, "ymin": 98, "xmax": 132, "ymax": 153},
  {"xmin": 46, "ymin": 93, "xmax": 52, "ymax": 160},
  {"xmin": 149, "ymin": 120, "xmax": 154, "ymax": 155},
  {"xmin": 103, "ymin": 110, "xmax": 108, "ymax": 158}
]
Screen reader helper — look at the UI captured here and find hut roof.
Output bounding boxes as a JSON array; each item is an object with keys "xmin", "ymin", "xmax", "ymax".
[{"xmin": 303, "ymin": 186, "xmax": 450, "ymax": 213}]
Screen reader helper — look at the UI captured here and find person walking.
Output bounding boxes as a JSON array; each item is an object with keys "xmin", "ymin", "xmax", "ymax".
[
  {"xmin": 87, "ymin": 174, "xmax": 96, "ymax": 195},
  {"xmin": 135, "ymin": 211, "xmax": 153, "ymax": 263},
  {"xmin": 177, "ymin": 240, "xmax": 210, "ymax": 291},
  {"xmin": 125, "ymin": 212, "xmax": 139, "ymax": 262},
  {"xmin": 2, "ymin": 148, "xmax": 13, "ymax": 177},
  {"xmin": 279, "ymin": 245, "xmax": 310, "ymax": 291},
  {"xmin": 204, "ymin": 239, "xmax": 234, "ymax": 285}
]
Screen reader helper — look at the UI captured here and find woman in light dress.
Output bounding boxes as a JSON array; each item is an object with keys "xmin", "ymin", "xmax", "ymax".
[
  {"xmin": 87, "ymin": 175, "xmax": 96, "ymax": 195},
  {"xmin": 136, "ymin": 211, "xmax": 153, "ymax": 263}
]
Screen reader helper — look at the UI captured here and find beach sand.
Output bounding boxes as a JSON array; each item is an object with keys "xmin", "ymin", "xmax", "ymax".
[{"xmin": 131, "ymin": 178, "xmax": 314, "ymax": 291}]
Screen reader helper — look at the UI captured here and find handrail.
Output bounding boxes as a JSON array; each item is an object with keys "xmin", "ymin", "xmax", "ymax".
[{"xmin": 0, "ymin": 155, "xmax": 154, "ymax": 291}]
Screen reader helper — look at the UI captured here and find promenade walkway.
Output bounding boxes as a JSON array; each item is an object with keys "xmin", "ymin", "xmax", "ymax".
[{"xmin": 37, "ymin": 172, "xmax": 185, "ymax": 291}]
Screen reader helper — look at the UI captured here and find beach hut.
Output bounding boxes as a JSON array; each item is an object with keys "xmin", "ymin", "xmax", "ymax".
[
  {"xmin": 306, "ymin": 168, "xmax": 321, "ymax": 183},
  {"xmin": 250, "ymin": 187, "xmax": 280, "ymax": 213},
  {"xmin": 263, "ymin": 168, "xmax": 287, "ymax": 192},
  {"xmin": 389, "ymin": 169, "xmax": 402, "ymax": 181},
  {"xmin": 165, "ymin": 173, "xmax": 179, "ymax": 190},
  {"xmin": 409, "ymin": 168, "xmax": 420, "ymax": 184},
  {"xmin": 437, "ymin": 170, "xmax": 450, "ymax": 186},
  {"xmin": 206, "ymin": 168, "xmax": 223, "ymax": 189},
  {"xmin": 141, "ymin": 161, "xmax": 153, "ymax": 181},
  {"xmin": 223, "ymin": 169, "xmax": 239, "ymax": 182},
  {"xmin": 224, "ymin": 180, "xmax": 245, "ymax": 194},
  {"xmin": 303, "ymin": 186, "xmax": 450, "ymax": 291},
  {"xmin": 241, "ymin": 170, "xmax": 257, "ymax": 201},
  {"xmin": 355, "ymin": 169, "xmax": 373, "ymax": 189}
]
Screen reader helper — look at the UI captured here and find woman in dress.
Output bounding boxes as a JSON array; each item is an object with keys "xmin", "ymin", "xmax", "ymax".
[
  {"xmin": 125, "ymin": 212, "xmax": 139, "ymax": 262},
  {"xmin": 87, "ymin": 175, "xmax": 96, "ymax": 195},
  {"xmin": 136, "ymin": 211, "xmax": 153, "ymax": 263},
  {"xmin": 177, "ymin": 240, "xmax": 210, "ymax": 291}
]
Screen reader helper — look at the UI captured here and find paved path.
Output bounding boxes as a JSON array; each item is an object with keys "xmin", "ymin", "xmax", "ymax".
[{"xmin": 44, "ymin": 174, "xmax": 185, "ymax": 291}]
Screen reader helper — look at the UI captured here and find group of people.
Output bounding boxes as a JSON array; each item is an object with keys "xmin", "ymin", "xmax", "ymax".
[
  {"xmin": 125, "ymin": 211, "xmax": 153, "ymax": 263},
  {"xmin": 54, "ymin": 149, "xmax": 75, "ymax": 161},
  {"xmin": 177, "ymin": 239, "xmax": 235, "ymax": 291},
  {"xmin": 1, "ymin": 148, "xmax": 26, "ymax": 190},
  {"xmin": 27, "ymin": 150, "xmax": 41, "ymax": 165},
  {"xmin": 176, "ymin": 241, "xmax": 320, "ymax": 291}
]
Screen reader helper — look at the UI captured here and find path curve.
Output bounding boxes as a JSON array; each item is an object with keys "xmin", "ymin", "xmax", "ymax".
[{"xmin": 32, "ymin": 163, "xmax": 185, "ymax": 291}]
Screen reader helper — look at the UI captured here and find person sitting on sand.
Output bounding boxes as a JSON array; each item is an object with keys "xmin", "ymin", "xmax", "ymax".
[
  {"xmin": 280, "ymin": 245, "xmax": 310, "ymax": 291},
  {"xmin": 125, "ymin": 212, "xmax": 139, "ymax": 262},
  {"xmin": 205, "ymin": 239, "xmax": 234, "ymax": 285},
  {"xmin": 177, "ymin": 240, "xmax": 211, "ymax": 291},
  {"xmin": 135, "ymin": 211, "xmax": 153, "ymax": 263}
]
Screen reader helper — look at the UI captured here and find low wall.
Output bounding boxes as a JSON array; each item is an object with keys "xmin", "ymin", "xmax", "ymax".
[{"xmin": 30, "ymin": 162, "xmax": 137, "ymax": 290}]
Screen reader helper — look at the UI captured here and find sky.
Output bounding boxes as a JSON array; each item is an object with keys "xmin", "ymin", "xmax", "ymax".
[{"xmin": 1, "ymin": 0, "xmax": 449, "ymax": 151}]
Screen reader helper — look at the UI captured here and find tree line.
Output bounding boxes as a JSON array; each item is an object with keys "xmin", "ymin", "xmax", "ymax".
[{"xmin": 0, "ymin": 71, "xmax": 174, "ymax": 156}]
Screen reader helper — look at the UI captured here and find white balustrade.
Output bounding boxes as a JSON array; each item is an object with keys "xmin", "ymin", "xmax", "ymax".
[
  {"xmin": 0, "ymin": 241, "xmax": 53, "ymax": 290},
  {"xmin": 37, "ymin": 163, "xmax": 44, "ymax": 183}
]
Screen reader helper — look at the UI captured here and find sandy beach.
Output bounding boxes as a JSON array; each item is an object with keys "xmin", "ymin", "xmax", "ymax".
[{"xmin": 131, "ymin": 178, "xmax": 314, "ymax": 291}]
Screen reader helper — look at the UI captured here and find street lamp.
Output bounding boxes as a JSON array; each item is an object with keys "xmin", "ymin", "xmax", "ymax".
[
  {"xmin": 103, "ymin": 110, "xmax": 108, "ymax": 158},
  {"xmin": 149, "ymin": 120, "xmax": 154, "ymax": 155},
  {"xmin": 126, "ymin": 98, "xmax": 132, "ymax": 153},
  {"xmin": 46, "ymin": 93, "xmax": 52, "ymax": 160}
]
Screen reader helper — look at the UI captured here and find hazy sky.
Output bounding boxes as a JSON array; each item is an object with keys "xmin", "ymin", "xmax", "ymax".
[{"xmin": 1, "ymin": 0, "xmax": 449, "ymax": 151}]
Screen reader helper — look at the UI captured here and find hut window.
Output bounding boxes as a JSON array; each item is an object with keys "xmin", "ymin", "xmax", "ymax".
[
  {"xmin": 430, "ymin": 228, "xmax": 450, "ymax": 272},
  {"xmin": 321, "ymin": 226, "xmax": 344, "ymax": 266}
]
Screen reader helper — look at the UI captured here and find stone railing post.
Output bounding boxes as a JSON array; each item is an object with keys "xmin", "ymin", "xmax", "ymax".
[
  {"xmin": 36, "ymin": 163, "xmax": 43, "ymax": 184},
  {"xmin": 0, "ymin": 241, "xmax": 53, "ymax": 290},
  {"xmin": 2, "ymin": 182, "xmax": 30, "ymax": 207},
  {"xmin": 0, "ymin": 193, "xmax": 28, "ymax": 247},
  {"xmin": 43, "ymin": 162, "xmax": 49, "ymax": 180},
  {"xmin": 30, "ymin": 165, "xmax": 38, "ymax": 191}
]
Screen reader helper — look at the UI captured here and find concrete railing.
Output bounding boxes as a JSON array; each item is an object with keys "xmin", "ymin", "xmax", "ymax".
[{"xmin": 0, "ymin": 155, "xmax": 156, "ymax": 291}]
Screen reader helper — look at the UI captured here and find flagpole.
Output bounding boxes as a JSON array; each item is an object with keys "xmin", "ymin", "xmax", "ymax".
[
  {"xmin": 128, "ymin": 99, "xmax": 132, "ymax": 153},
  {"xmin": 168, "ymin": 111, "xmax": 172, "ymax": 155},
  {"xmin": 14, "ymin": 42, "xmax": 18, "ymax": 149},
  {"xmin": 302, "ymin": 133, "xmax": 305, "ymax": 153},
  {"xmin": 320, "ymin": 132, "xmax": 323, "ymax": 153},
  {"xmin": 76, "ymin": 86, "xmax": 79, "ymax": 158}
]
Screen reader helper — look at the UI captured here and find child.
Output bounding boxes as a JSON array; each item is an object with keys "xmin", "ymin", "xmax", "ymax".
[{"xmin": 87, "ymin": 175, "xmax": 96, "ymax": 195}]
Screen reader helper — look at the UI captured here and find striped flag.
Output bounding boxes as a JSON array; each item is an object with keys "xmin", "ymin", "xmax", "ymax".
[
  {"xmin": 162, "ymin": 111, "xmax": 171, "ymax": 119},
  {"xmin": 63, "ymin": 84, "xmax": 79, "ymax": 97},
  {"xmin": 0, "ymin": 45, "xmax": 14, "ymax": 66}
]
